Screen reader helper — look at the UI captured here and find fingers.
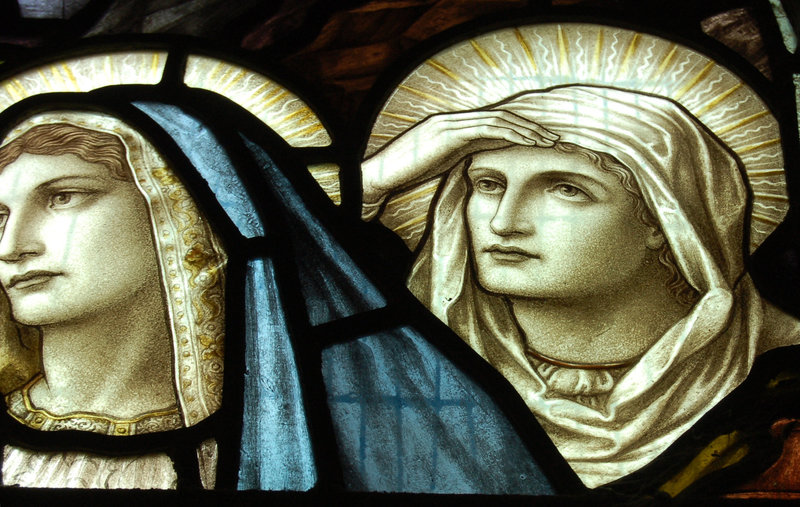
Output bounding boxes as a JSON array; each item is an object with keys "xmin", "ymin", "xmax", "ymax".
[
  {"xmin": 362, "ymin": 108, "xmax": 561, "ymax": 199},
  {"xmin": 442, "ymin": 110, "xmax": 559, "ymax": 139},
  {"xmin": 446, "ymin": 118, "xmax": 555, "ymax": 147},
  {"xmin": 460, "ymin": 124, "xmax": 541, "ymax": 147},
  {"xmin": 431, "ymin": 109, "xmax": 559, "ymax": 147}
]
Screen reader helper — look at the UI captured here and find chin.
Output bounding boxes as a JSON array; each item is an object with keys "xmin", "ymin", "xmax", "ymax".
[
  {"xmin": 475, "ymin": 265, "xmax": 584, "ymax": 300},
  {"xmin": 10, "ymin": 302, "xmax": 82, "ymax": 327},
  {"xmin": 10, "ymin": 311, "xmax": 51, "ymax": 327},
  {"xmin": 477, "ymin": 272, "xmax": 540, "ymax": 298}
]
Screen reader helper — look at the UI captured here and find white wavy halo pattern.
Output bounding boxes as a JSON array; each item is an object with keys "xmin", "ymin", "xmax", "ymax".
[
  {"xmin": 368, "ymin": 24, "xmax": 786, "ymax": 253},
  {"xmin": 0, "ymin": 52, "xmax": 340, "ymax": 203}
]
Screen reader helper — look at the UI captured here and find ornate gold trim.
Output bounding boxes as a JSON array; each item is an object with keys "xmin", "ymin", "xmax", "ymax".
[
  {"xmin": 6, "ymin": 375, "xmax": 181, "ymax": 436},
  {"xmin": 2, "ymin": 111, "xmax": 227, "ymax": 429}
]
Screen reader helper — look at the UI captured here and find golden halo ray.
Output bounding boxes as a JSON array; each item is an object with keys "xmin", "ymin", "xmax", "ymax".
[
  {"xmin": 0, "ymin": 52, "xmax": 340, "ymax": 204},
  {"xmin": 183, "ymin": 56, "xmax": 332, "ymax": 149},
  {"xmin": 0, "ymin": 52, "xmax": 167, "ymax": 112},
  {"xmin": 367, "ymin": 23, "xmax": 786, "ymax": 253}
]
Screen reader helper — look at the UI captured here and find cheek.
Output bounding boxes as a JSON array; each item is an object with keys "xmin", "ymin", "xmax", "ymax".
[
  {"xmin": 74, "ymin": 198, "xmax": 157, "ymax": 277},
  {"xmin": 466, "ymin": 195, "xmax": 496, "ymax": 227},
  {"xmin": 532, "ymin": 198, "xmax": 600, "ymax": 242},
  {"xmin": 109, "ymin": 205, "xmax": 157, "ymax": 268},
  {"xmin": 569, "ymin": 209, "xmax": 651, "ymax": 268},
  {"xmin": 534, "ymin": 209, "xmax": 589, "ymax": 246}
]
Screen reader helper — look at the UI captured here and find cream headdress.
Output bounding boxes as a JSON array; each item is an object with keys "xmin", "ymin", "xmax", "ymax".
[
  {"xmin": 2, "ymin": 111, "xmax": 227, "ymax": 431},
  {"xmin": 367, "ymin": 23, "xmax": 798, "ymax": 488},
  {"xmin": 406, "ymin": 85, "xmax": 800, "ymax": 487}
]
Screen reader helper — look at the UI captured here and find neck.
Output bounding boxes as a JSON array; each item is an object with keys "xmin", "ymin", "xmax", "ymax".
[
  {"xmin": 511, "ymin": 260, "xmax": 689, "ymax": 365},
  {"xmin": 34, "ymin": 283, "xmax": 176, "ymax": 419}
]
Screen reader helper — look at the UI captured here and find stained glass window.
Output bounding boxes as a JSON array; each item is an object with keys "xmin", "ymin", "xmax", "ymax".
[{"xmin": 0, "ymin": 0, "xmax": 799, "ymax": 503}]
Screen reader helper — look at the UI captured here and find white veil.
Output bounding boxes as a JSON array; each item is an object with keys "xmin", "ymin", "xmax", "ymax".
[{"xmin": 407, "ymin": 85, "xmax": 800, "ymax": 487}]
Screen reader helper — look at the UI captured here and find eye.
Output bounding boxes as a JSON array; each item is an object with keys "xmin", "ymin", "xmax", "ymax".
[
  {"xmin": 550, "ymin": 183, "xmax": 591, "ymax": 201},
  {"xmin": 474, "ymin": 178, "xmax": 505, "ymax": 194},
  {"xmin": 51, "ymin": 192, "xmax": 73, "ymax": 207},
  {"xmin": 555, "ymin": 184, "xmax": 580, "ymax": 197},
  {"xmin": 48, "ymin": 191, "xmax": 90, "ymax": 209}
]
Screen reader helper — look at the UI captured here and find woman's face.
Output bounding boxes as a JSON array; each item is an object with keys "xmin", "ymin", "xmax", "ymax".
[
  {"xmin": 466, "ymin": 145, "xmax": 657, "ymax": 301},
  {"xmin": 0, "ymin": 152, "xmax": 161, "ymax": 326}
]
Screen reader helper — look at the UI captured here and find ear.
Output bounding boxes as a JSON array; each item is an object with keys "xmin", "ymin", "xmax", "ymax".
[{"xmin": 645, "ymin": 227, "xmax": 665, "ymax": 250}]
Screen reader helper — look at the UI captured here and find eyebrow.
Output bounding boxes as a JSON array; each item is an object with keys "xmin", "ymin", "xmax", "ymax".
[
  {"xmin": 466, "ymin": 166, "xmax": 505, "ymax": 179},
  {"xmin": 0, "ymin": 175, "xmax": 111, "ymax": 209},
  {"xmin": 536, "ymin": 170, "xmax": 611, "ymax": 192},
  {"xmin": 34, "ymin": 175, "xmax": 110, "ymax": 192}
]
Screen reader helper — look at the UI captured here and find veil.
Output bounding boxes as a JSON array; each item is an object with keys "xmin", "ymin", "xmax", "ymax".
[
  {"xmin": 0, "ymin": 110, "xmax": 227, "ymax": 431},
  {"xmin": 3, "ymin": 111, "xmax": 227, "ymax": 488},
  {"xmin": 0, "ymin": 111, "xmax": 227, "ymax": 488},
  {"xmin": 407, "ymin": 85, "xmax": 800, "ymax": 487}
]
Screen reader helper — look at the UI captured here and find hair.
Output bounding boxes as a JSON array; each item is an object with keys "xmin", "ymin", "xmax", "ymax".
[
  {"xmin": 0, "ymin": 123, "xmax": 132, "ymax": 181},
  {"xmin": 552, "ymin": 142, "xmax": 699, "ymax": 306}
]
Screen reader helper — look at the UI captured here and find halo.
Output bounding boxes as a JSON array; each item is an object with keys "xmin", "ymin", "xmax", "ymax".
[
  {"xmin": 0, "ymin": 52, "xmax": 167, "ymax": 109},
  {"xmin": 368, "ymin": 23, "xmax": 786, "ymax": 253},
  {"xmin": 183, "ymin": 56, "xmax": 331, "ymax": 149},
  {"xmin": 0, "ymin": 51, "xmax": 340, "ymax": 203},
  {"xmin": 184, "ymin": 56, "xmax": 340, "ymax": 204}
]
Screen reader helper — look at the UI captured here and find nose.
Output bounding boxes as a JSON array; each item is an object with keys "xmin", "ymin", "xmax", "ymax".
[
  {"xmin": 489, "ymin": 190, "xmax": 534, "ymax": 236},
  {"xmin": 0, "ymin": 211, "xmax": 44, "ymax": 262}
]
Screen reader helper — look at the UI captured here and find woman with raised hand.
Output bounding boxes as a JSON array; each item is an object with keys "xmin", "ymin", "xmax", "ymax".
[{"xmin": 362, "ymin": 85, "xmax": 800, "ymax": 488}]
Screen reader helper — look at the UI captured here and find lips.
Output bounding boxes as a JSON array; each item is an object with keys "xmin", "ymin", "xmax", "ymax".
[
  {"xmin": 7, "ymin": 270, "xmax": 62, "ymax": 290},
  {"xmin": 484, "ymin": 245, "xmax": 540, "ymax": 262}
]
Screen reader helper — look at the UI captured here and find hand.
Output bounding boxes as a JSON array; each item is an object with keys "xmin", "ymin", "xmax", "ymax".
[{"xmin": 362, "ymin": 109, "xmax": 558, "ymax": 205}]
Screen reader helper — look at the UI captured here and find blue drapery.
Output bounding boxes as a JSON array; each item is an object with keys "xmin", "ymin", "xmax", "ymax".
[
  {"xmin": 136, "ymin": 104, "xmax": 316, "ymax": 490},
  {"xmin": 246, "ymin": 139, "xmax": 554, "ymax": 494},
  {"xmin": 324, "ymin": 327, "xmax": 553, "ymax": 494},
  {"xmin": 136, "ymin": 102, "xmax": 554, "ymax": 494}
]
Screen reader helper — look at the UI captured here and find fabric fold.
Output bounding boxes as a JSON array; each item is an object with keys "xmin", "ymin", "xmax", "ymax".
[{"xmin": 406, "ymin": 85, "xmax": 798, "ymax": 487}]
